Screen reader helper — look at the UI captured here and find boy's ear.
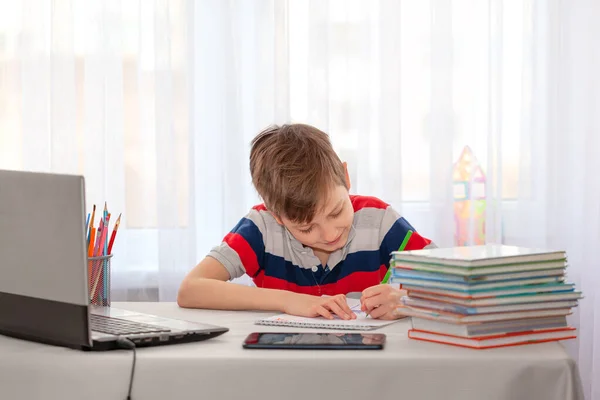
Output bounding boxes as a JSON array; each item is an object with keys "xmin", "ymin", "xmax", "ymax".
[
  {"xmin": 272, "ymin": 213, "xmax": 283, "ymax": 225},
  {"xmin": 343, "ymin": 162, "xmax": 351, "ymax": 190}
]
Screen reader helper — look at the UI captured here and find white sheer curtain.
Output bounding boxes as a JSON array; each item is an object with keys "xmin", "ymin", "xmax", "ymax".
[
  {"xmin": 0, "ymin": 0, "xmax": 193, "ymax": 300},
  {"xmin": 1, "ymin": 1, "xmax": 598, "ymax": 398}
]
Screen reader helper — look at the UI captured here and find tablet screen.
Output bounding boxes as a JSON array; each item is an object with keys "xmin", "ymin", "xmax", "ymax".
[{"xmin": 243, "ymin": 332, "xmax": 386, "ymax": 349}]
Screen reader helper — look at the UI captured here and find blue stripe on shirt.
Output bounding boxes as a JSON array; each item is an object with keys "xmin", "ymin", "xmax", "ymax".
[
  {"xmin": 230, "ymin": 217, "xmax": 266, "ymax": 268},
  {"xmin": 379, "ymin": 217, "xmax": 415, "ymax": 266},
  {"xmin": 262, "ymin": 249, "xmax": 382, "ymax": 286}
]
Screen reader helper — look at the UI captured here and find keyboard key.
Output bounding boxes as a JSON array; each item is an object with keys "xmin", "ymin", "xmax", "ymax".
[{"xmin": 90, "ymin": 314, "xmax": 171, "ymax": 336}]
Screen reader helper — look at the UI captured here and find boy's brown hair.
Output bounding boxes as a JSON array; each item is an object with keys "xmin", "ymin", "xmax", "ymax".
[{"xmin": 250, "ymin": 124, "xmax": 348, "ymax": 223}]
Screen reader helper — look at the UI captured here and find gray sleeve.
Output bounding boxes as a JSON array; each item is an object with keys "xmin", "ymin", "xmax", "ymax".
[{"xmin": 207, "ymin": 243, "xmax": 246, "ymax": 280}]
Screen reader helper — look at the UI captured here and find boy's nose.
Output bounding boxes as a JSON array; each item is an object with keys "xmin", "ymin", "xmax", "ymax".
[{"xmin": 323, "ymin": 228, "xmax": 339, "ymax": 243}]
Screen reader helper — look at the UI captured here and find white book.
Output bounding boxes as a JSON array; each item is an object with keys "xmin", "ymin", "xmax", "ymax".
[
  {"xmin": 411, "ymin": 315, "xmax": 569, "ymax": 337},
  {"xmin": 391, "ymin": 244, "xmax": 566, "ymax": 268},
  {"xmin": 255, "ymin": 298, "xmax": 400, "ymax": 331}
]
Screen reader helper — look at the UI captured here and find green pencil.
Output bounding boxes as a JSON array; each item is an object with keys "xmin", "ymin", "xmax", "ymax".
[
  {"xmin": 381, "ymin": 230, "xmax": 413, "ymax": 284},
  {"xmin": 365, "ymin": 230, "xmax": 413, "ymax": 318}
]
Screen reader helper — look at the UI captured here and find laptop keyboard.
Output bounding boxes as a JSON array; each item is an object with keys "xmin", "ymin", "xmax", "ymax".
[{"xmin": 91, "ymin": 314, "xmax": 171, "ymax": 336}]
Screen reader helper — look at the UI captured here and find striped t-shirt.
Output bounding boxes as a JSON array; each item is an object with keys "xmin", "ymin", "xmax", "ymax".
[{"xmin": 208, "ymin": 195, "xmax": 433, "ymax": 296}]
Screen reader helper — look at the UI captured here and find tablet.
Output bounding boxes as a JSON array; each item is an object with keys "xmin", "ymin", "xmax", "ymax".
[{"xmin": 242, "ymin": 332, "xmax": 386, "ymax": 350}]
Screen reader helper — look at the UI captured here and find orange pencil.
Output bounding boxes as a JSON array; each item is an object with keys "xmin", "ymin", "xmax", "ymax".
[
  {"xmin": 89, "ymin": 205, "xmax": 96, "ymax": 235},
  {"xmin": 87, "ymin": 204, "xmax": 96, "ymax": 244},
  {"xmin": 87, "ymin": 227, "xmax": 96, "ymax": 284},
  {"xmin": 107, "ymin": 213, "xmax": 121, "ymax": 255},
  {"xmin": 87, "ymin": 228, "xmax": 96, "ymax": 258}
]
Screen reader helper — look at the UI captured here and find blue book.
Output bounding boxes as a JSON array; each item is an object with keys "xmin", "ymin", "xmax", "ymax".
[
  {"xmin": 396, "ymin": 282, "xmax": 575, "ymax": 299},
  {"xmin": 401, "ymin": 295, "xmax": 579, "ymax": 315},
  {"xmin": 391, "ymin": 267, "xmax": 566, "ymax": 282}
]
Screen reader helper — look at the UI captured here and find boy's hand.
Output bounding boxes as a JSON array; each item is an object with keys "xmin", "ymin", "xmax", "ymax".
[
  {"xmin": 360, "ymin": 285, "xmax": 406, "ymax": 320},
  {"xmin": 283, "ymin": 293, "xmax": 357, "ymax": 320}
]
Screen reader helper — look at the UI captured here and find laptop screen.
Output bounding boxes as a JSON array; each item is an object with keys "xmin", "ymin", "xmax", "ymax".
[{"xmin": 0, "ymin": 169, "xmax": 91, "ymax": 348}]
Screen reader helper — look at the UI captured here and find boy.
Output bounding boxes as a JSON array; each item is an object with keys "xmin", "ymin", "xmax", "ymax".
[{"xmin": 178, "ymin": 124, "xmax": 434, "ymax": 320}]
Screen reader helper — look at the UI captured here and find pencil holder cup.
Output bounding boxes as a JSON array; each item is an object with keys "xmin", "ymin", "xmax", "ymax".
[{"xmin": 88, "ymin": 254, "xmax": 113, "ymax": 306}]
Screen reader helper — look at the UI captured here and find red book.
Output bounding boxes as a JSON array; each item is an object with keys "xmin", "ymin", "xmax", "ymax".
[{"xmin": 408, "ymin": 327, "xmax": 577, "ymax": 349}]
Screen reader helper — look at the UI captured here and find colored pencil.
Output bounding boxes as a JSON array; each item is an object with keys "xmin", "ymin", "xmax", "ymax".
[
  {"xmin": 85, "ymin": 213, "xmax": 90, "ymax": 239},
  {"xmin": 94, "ymin": 218, "xmax": 104, "ymax": 256},
  {"xmin": 88, "ymin": 205, "xmax": 96, "ymax": 243},
  {"xmin": 107, "ymin": 213, "xmax": 121, "ymax": 255},
  {"xmin": 87, "ymin": 228, "xmax": 96, "ymax": 258},
  {"xmin": 102, "ymin": 205, "xmax": 109, "ymax": 303},
  {"xmin": 103, "ymin": 202, "xmax": 108, "ymax": 226},
  {"xmin": 98, "ymin": 214, "xmax": 110, "ymax": 256},
  {"xmin": 381, "ymin": 230, "xmax": 413, "ymax": 284},
  {"xmin": 103, "ymin": 213, "xmax": 110, "ymax": 256},
  {"xmin": 364, "ymin": 230, "xmax": 414, "ymax": 318}
]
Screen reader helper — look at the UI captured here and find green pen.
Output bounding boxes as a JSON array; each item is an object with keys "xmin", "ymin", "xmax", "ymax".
[
  {"xmin": 381, "ymin": 230, "xmax": 413, "ymax": 284},
  {"xmin": 366, "ymin": 230, "xmax": 413, "ymax": 318}
]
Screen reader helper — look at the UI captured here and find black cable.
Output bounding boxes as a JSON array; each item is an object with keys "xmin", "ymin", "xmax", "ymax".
[{"xmin": 116, "ymin": 337, "xmax": 137, "ymax": 400}]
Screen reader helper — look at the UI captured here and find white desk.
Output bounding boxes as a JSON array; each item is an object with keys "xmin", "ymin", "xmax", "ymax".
[{"xmin": 0, "ymin": 302, "xmax": 584, "ymax": 400}]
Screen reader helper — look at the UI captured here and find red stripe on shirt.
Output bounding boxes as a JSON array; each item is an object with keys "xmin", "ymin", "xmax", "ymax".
[
  {"xmin": 404, "ymin": 231, "xmax": 432, "ymax": 251},
  {"xmin": 224, "ymin": 232, "xmax": 261, "ymax": 277},
  {"xmin": 253, "ymin": 270, "xmax": 265, "ymax": 287},
  {"xmin": 252, "ymin": 204, "xmax": 268, "ymax": 212},
  {"xmin": 350, "ymin": 195, "xmax": 389, "ymax": 212}
]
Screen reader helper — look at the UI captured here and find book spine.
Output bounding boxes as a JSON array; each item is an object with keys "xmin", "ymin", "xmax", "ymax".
[{"xmin": 255, "ymin": 321, "xmax": 371, "ymax": 330}]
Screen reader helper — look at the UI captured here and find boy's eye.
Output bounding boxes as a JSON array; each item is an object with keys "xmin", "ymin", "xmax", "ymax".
[
  {"xmin": 329, "ymin": 204, "xmax": 345, "ymax": 218},
  {"xmin": 299, "ymin": 226, "xmax": 314, "ymax": 234}
]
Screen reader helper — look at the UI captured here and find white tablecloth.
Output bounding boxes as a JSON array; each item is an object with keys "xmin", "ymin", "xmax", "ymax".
[{"xmin": 0, "ymin": 302, "xmax": 584, "ymax": 400}]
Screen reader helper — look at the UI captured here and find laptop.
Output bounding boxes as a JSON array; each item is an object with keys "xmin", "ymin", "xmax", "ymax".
[{"xmin": 0, "ymin": 169, "xmax": 228, "ymax": 351}]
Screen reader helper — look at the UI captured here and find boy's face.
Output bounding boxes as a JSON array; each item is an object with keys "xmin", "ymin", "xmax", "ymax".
[{"xmin": 280, "ymin": 185, "xmax": 354, "ymax": 253}]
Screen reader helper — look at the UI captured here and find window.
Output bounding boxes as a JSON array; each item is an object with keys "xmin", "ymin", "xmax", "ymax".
[{"xmin": 288, "ymin": 0, "xmax": 527, "ymax": 202}]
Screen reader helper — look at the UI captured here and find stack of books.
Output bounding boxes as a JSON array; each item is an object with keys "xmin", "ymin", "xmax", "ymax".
[{"xmin": 390, "ymin": 244, "xmax": 582, "ymax": 349}]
